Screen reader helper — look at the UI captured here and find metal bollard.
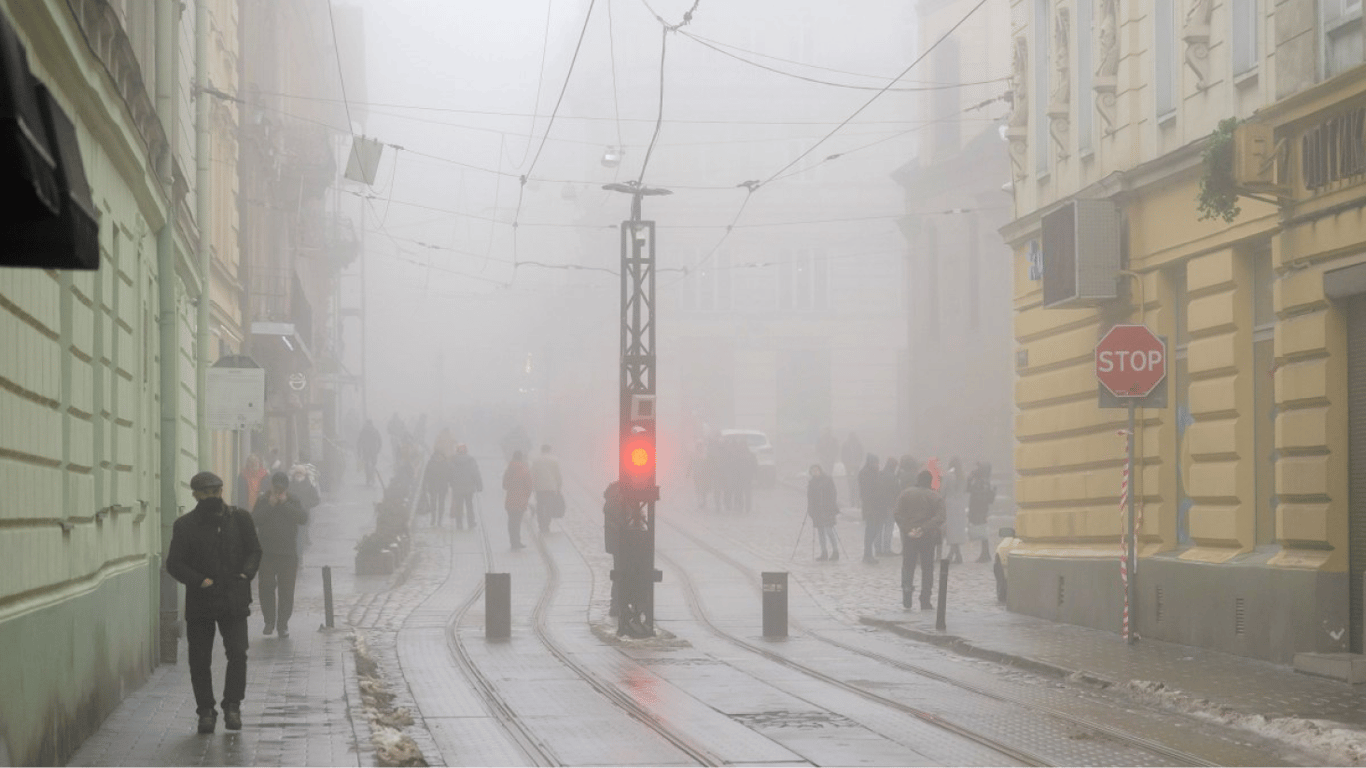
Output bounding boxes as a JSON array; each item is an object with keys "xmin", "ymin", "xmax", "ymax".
[
  {"xmin": 486, "ymin": 573, "xmax": 510, "ymax": 639},
  {"xmin": 762, "ymin": 572, "xmax": 788, "ymax": 638},
  {"xmin": 936, "ymin": 559, "xmax": 950, "ymax": 631},
  {"xmin": 322, "ymin": 566, "xmax": 335, "ymax": 629}
]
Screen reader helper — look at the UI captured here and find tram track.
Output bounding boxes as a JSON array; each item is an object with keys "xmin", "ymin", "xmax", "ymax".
[{"xmin": 660, "ymin": 515, "xmax": 1236, "ymax": 767}]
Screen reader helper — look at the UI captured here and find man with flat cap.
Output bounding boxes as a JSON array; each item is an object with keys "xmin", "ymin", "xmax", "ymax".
[
  {"xmin": 252, "ymin": 471, "xmax": 308, "ymax": 638},
  {"xmin": 166, "ymin": 470, "xmax": 262, "ymax": 734}
]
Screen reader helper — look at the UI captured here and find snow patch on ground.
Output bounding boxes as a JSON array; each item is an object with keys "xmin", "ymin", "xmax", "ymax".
[
  {"xmin": 1121, "ymin": 680, "xmax": 1366, "ymax": 766},
  {"xmin": 352, "ymin": 630, "xmax": 426, "ymax": 767}
]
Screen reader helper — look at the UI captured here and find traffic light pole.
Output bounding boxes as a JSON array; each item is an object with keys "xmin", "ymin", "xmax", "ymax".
[{"xmin": 607, "ymin": 181, "xmax": 669, "ymax": 638}]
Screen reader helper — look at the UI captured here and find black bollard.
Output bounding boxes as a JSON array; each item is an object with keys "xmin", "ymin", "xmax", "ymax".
[
  {"xmin": 486, "ymin": 573, "xmax": 511, "ymax": 639},
  {"xmin": 762, "ymin": 572, "xmax": 788, "ymax": 638},
  {"xmin": 322, "ymin": 566, "xmax": 335, "ymax": 629},
  {"xmin": 936, "ymin": 558, "xmax": 950, "ymax": 631}
]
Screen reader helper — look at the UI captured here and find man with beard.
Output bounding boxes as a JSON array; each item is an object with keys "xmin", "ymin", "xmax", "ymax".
[{"xmin": 167, "ymin": 471, "xmax": 262, "ymax": 734}]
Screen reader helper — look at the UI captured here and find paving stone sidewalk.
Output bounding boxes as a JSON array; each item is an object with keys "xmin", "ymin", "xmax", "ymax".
[
  {"xmin": 66, "ymin": 483, "xmax": 383, "ymax": 767},
  {"xmin": 687, "ymin": 480, "xmax": 1366, "ymax": 732}
]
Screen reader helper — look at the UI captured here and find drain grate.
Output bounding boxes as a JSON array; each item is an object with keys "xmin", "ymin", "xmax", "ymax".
[{"xmin": 730, "ymin": 710, "xmax": 859, "ymax": 730}]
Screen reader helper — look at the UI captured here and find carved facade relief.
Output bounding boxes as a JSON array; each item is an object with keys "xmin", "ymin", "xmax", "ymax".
[
  {"xmin": 1093, "ymin": 0, "xmax": 1119, "ymax": 134},
  {"xmin": 1047, "ymin": 7, "xmax": 1071, "ymax": 159},
  {"xmin": 1183, "ymin": 0, "xmax": 1213, "ymax": 89},
  {"xmin": 1007, "ymin": 35, "xmax": 1029, "ymax": 180}
]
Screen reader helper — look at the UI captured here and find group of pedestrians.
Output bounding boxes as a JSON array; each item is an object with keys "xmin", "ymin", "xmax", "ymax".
[
  {"xmin": 419, "ymin": 431, "xmax": 485, "ymax": 529},
  {"xmin": 498, "ymin": 444, "xmax": 564, "ymax": 550},
  {"xmin": 805, "ymin": 443, "xmax": 999, "ymax": 611},
  {"xmin": 688, "ymin": 434, "xmax": 759, "ymax": 513}
]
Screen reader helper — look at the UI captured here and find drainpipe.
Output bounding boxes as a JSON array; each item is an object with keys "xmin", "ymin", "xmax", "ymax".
[
  {"xmin": 195, "ymin": 0, "xmax": 212, "ymax": 466},
  {"xmin": 156, "ymin": 0, "xmax": 183, "ymax": 665}
]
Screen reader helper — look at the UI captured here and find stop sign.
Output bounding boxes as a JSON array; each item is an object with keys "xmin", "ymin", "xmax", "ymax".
[{"xmin": 1095, "ymin": 324, "xmax": 1167, "ymax": 398}]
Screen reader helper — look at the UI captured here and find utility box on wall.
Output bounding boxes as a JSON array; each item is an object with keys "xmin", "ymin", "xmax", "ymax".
[{"xmin": 1041, "ymin": 199, "xmax": 1120, "ymax": 308}]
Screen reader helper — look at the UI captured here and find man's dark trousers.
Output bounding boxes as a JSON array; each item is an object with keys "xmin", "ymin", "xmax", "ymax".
[
  {"xmin": 258, "ymin": 553, "xmax": 299, "ymax": 632},
  {"xmin": 187, "ymin": 615, "xmax": 249, "ymax": 716},
  {"xmin": 901, "ymin": 536, "xmax": 938, "ymax": 606}
]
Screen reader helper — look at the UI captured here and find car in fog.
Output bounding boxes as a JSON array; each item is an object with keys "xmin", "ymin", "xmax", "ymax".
[{"xmin": 720, "ymin": 428, "xmax": 776, "ymax": 487}]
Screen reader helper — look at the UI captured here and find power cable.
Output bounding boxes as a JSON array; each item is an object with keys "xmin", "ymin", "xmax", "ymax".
[
  {"xmin": 606, "ymin": 0, "xmax": 625, "ymax": 151},
  {"xmin": 679, "ymin": 30, "xmax": 1008, "ymax": 93},
  {"xmin": 636, "ymin": 27, "xmax": 669, "ymax": 185},
  {"xmin": 513, "ymin": 0, "xmax": 556, "ymax": 170},
  {"xmin": 324, "ymin": 0, "xmax": 356, "ymax": 132},
  {"xmin": 759, "ymin": 0, "xmax": 992, "ymax": 187}
]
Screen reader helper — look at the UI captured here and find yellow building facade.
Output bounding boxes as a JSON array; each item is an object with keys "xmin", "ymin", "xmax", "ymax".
[{"xmin": 1001, "ymin": 0, "xmax": 1366, "ymax": 663}]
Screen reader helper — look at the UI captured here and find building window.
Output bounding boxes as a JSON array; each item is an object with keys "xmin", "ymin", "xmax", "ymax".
[
  {"xmin": 1034, "ymin": 0, "xmax": 1051, "ymax": 173},
  {"xmin": 1251, "ymin": 246, "xmax": 1276, "ymax": 546},
  {"xmin": 1155, "ymin": 0, "xmax": 1177, "ymax": 118},
  {"xmin": 1077, "ymin": 0, "xmax": 1094, "ymax": 153},
  {"xmin": 687, "ymin": 248, "xmax": 732, "ymax": 312},
  {"xmin": 1324, "ymin": 0, "xmax": 1364, "ymax": 79},
  {"xmin": 1231, "ymin": 0, "xmax": 1260, "ymax": 76}
]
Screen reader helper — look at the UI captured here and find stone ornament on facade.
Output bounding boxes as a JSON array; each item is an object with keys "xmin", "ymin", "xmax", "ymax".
[
  {"xmin": 1047, "ymin": 7, "xmax": 1071, "ymax": 159},
  {"xmin": 1094, "ymin": 0, "xmax": 1119, "ymax": 134},
  {"xmin": 1184, "ymin": 0, "xmax": 1213, "ymax": 89},
  {"xmin": 1007, "ymin": 35, "xmax": 1029, "ymax": 180}
]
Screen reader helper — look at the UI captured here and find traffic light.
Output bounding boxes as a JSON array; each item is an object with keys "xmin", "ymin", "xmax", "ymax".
[
  {"xmin": 620, "ymin": 395, "xmax": 657, "ymax": 500},
  {"xmin": 621, "ymin": 425, "xmax": 656, "ymax": 492}
]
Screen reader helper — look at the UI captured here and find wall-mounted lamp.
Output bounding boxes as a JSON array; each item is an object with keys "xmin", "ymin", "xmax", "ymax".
[{"xmin": 281, "ymin": 335, "xmax": 294, "ymax": 352}]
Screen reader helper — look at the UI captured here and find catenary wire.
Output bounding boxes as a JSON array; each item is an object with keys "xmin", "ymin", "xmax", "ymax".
[{"xmin": 324, "ymin": 0, "xmax": 356, "ymax": 132}]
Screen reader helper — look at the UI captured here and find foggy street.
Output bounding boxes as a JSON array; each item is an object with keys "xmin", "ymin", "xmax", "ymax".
[
  {"xmin": 69, "ymin": 449, "xmax": 1366, "ymax": 766},
  {"xmin": 9, "ymin": 0, "xmax": 1366, "ymax": 765}
]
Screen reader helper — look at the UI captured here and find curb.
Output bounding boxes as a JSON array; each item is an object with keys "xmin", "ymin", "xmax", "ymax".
[{"xmin": 860, "ymin": 616, "xmax": 1118, "ymax": 689}]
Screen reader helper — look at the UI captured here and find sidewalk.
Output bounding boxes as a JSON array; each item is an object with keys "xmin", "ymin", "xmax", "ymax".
[
  {"xmin": 694, "ymin": 481, "xmax": 1366, "ymax": 754},
  {"xmin": 66, "ymin": 482, "xmax": 383, "ymax": 767}
]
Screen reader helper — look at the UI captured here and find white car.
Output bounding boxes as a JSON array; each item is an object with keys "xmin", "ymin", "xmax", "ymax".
[{"xmin": 720, "ymin": 429, "xmax": 776, "ymax": 486}]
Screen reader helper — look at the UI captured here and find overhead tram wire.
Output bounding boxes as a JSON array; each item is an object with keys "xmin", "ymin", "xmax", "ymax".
[
  {"xmin": 668, "ymin": 0, "xmax": 994, "ymax": 284},
  {"xmin": 606, "ymin": 0, "xmax": 625, "ymax": 154},
  {"xmin": 514, "ymin": 0, "xmax": 556, "ymax": 170},
  {"xmin": 759, "ymin": 0, "xmax": 992, "ymax": 187},
  {"xmin": 510, "ymin": 0, "xmax": 599, "ymax": 278},
  {"xmin": 324, "ymin": 0, "xmax": 355, "ymax": 132}
]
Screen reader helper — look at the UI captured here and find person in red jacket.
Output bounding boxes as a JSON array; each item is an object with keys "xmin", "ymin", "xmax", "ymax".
[{"xmin": 502, "ymin": 449, "xmax": 533, "ymax": 550}]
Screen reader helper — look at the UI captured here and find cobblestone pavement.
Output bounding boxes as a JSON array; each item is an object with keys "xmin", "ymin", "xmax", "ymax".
[
  {"xmin": 671, "ymin": 481, "xmax": 1366, "ymax": 730},
  {"xmin": 66, "ymin": 483, "xmax": 383, "ymax": 767}
]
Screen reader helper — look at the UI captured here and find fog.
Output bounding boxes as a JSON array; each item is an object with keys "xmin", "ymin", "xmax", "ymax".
[{"xmin": 321, "ymin": 0, "xmax": 1010, "ymax": 483}]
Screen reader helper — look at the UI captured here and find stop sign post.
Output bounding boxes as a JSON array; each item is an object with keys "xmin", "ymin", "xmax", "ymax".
[{"xmin": 1094, "ymin": 324, "xmax": 1166, "ymax": 646}]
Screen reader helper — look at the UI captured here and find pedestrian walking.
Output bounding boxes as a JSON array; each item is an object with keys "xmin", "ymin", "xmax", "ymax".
[
  {"xmin": 422, "ymin": 447, "xmax": 453, "ymax": 526},
  {"xmin": 858, "ymin": 454, "xmax": 884, "ymax": 563},
  {"xmin": 816, "ymin": 427, "xmax": 839, "ymax": 477},
  {"xmin": 502, "ymin": 449, "xmax": 533, "ymax": 550},
  {"xmin": 806, "ymin": 464, "xmax": 840, "ymax": 561},
  {"xmin": 165, "ymin": 471, "xmax": 262, "ymax": 734},
  {"xmin": 252, "ymin": 472, "xmax": 307, "ymax": 639},
  {"xmin": 449, "ymin": 443, "xmax": 483, "ymax": 529},
  {"xmin": 603, "ymin": 480, "xmax": 627, "ymax": 616},
  {"xmin": 357, "ymin": 418, "xmax": 382, "ymax": 487},
  {"xmin": 877, "ymin": 457, "xmax": 900, "ymax": 555},
  {"xmin": 967, "ymin": 462, "xmax": 998, "ymax": 562},
  {"xmin": 894, "ymin": 470, "xmax": 946, "ymax": 610},
  {"xmin": 531, "ymin": 444, "xmax": 564, "ymax": 533},
  {"xmin": 234, "ymin": 453, "xmax": 267, "ymax": 509}
]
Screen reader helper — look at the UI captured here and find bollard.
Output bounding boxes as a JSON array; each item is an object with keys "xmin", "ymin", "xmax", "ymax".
[
  {"xmin": 762, "ymin": 572, "xmax": 788, "ymax": 638},
  {"xmin": 936, "ymin": 558, "xmax": 950, "ymax": 631},
  {"xmin": 486, "ymin": 573, "xmax": 511, "ymax": 639},
  {"xmin": 322, "ymin": 565, "xmax": 335, "ymax": 629}
]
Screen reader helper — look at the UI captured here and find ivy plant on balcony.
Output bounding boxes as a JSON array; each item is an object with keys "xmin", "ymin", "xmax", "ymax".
[{"xmin": 1197, "ymin": 117, "xmax": 1242, "ymax": 223}]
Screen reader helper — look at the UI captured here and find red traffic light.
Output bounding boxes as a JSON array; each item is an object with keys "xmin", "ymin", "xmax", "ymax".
[{"xmin": 623, "ymin": 435, "xmax": 655, "ymax": 474}]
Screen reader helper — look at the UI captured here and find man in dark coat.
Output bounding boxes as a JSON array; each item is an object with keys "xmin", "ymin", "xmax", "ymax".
[
  {"xmin": 166, "ymin": 471, "xmax": 262, "ymax": 734},
  {"xmin": 449, "ymin": 444, "xmax": 484, "ymax": 530},
  {"xmin": 252, "ymin": 472, "xmax": 308, "ymax": 638},
  {"xmin": 894, "ymin": 470, "xmax": 945, "ymax": 610}
]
